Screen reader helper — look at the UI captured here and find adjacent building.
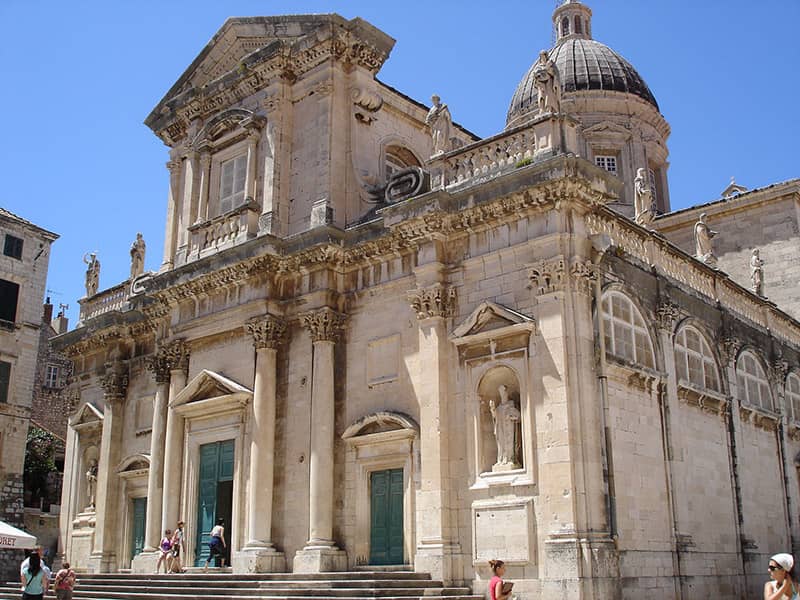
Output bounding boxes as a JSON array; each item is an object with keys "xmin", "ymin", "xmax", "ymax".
[{"xmin": 54, "ymin": 3, "xmax": 800, "ymax": 599}]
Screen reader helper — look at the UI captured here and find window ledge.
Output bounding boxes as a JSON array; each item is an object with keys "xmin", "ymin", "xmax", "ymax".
[
  {"xmin": 0, "ymin": 319, "xmax": 17, "ymax": 332},
  {"xmin": 604, "ymin": 356, "xmax": 663, "ymax": 394},
  {"xmin": 739, "ymin": 403, "xmax": 780, "ymax": 431},
  {"xmin": 677, "ymin": 382, "xmax": 728, "ymax": 417}
]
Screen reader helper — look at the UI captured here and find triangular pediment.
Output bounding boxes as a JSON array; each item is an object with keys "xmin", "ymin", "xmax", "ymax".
[
  {"xmin": 172, "ymin": 370, "xmax": 252, "ymax": 407},
  {"xmin": 721, "ymin": 178, "xmax": 748, "ymax": 198},
  {"xmin": 70, "ymin": 401, "xmax": 103, "ymax": 427},
  {"xmin": 582, "ymin": 120, "xmax": 632, "ymax": 140},
  {"xmin": 452, "ymin": 301, "xmax": 534, "ymax": 339}
]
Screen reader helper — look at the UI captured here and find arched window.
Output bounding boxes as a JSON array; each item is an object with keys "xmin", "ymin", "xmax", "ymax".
[
  {"xmin": 384, "ymin": 145, "xmax": 421, "ymax": 181},
  {"xmin": 574, "ymin": 16, "xmax": 583, "ymax": 34},
  {"xmin": 674, "ymin": 326, "xmax": 720, "ymax": 392},
  {"xmin": 601, "ymin": 291, "xmax": 655, "ymax": 368},
  {"xmin": 561, "ymin": 17, "xmax": 571, "ymax": 37},
  {"xmin": 736, "ymin": 351, "xmax": 773, "ymax": 411},
  {"xmin": 786, "ymin": 373, "xmax": 800, "ymax": 422}
]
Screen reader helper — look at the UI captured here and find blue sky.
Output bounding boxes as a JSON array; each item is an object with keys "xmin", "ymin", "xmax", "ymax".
[{"xmin": 1, "ymin": 1, "xmax": 798, "ymax": 326}]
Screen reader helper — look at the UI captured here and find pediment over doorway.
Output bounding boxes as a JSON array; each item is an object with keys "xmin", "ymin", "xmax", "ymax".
[
  {"xmin": 172, "ymin": 370, "xmax": 252, "ymax": 418},
  {"xmin": 342, "ymin": 411, "xmax": 419, "ymax": 440},
  {"xmin": 69, "ymin": 401, "xmax": 104, "ymax": 429},
  {"xmin": 451, "ymin": 301, "xmax": 535, "ymax": 341}
]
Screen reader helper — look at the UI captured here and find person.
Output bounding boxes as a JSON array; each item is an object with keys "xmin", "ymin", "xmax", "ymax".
[
  {"xmin": 53, "ymin": 562, "xmax": 76, "ymax": 600},
  {"xmin": 20, "ymin": 548, "xmax": 51, "ymax": 584},
  {"xmin": 20, "ymin": 552, "xmax": 48, "ymax": 600},
  {"xmin": 168, "ymin": 521, "xmax": 185, "ymax": 573},
  {"xmin": 765, "ymin": 553, "xmax": 798, "ymax": 600},
  {"xmin": 488, "ymin": 559, "xmax": 514, "ymax": 600},
  {"xmin": 204, "ymin": 518, "xmax": 226, "ymax": 570},
  {"xmin": 155, "ymin": 529, "xmax": 172, "ymax": 574}
]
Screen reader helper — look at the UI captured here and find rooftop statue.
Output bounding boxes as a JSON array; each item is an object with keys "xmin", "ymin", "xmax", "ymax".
[
  {"xmin": 750, "ymin": 248, "xmax": 764, "ymax": 296},
  {"xmin": 129, "ymin": 233, "xmax": 146, "ymax": 280},
  {"xmin": 425, "ymin": 94, "xmax": 452, "ymax": 156},
  {"xmin": 533, "ymin": 50, "xmax": 561, "ymax": 114},
  {"xmin": 694, "ymin": 213, "xmax": 718, "ymax": 267},
  {"xmin": 634, "ymin": 168, "xmax": 655, "ymax": 227},
  {"xmin": 83, "ymin": 252, "xmax": 101, "ymax": 297}
]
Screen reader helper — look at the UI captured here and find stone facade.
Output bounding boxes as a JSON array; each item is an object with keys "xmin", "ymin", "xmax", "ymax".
[
  {"xmin": 54, "ymin": 5, "xmax": 798, "ymax": 600},
  {"xmin": 0, "ymin": 208, "xmax": 58, "ymax": 582}
]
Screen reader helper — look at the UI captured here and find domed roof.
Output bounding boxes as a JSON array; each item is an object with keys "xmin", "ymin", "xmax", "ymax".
[{"xmin": 507, "ymin": 2, "xmax": 659, "ymax": 126}]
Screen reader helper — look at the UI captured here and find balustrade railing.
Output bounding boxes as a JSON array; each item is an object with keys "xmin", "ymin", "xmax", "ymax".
[
  {"xmin": 78, "ymin": 281, "xmax": 130, "ymax": 324},
  {"xmin": 188, "ymin": 201, "xmax": 261, "ymax": 261}
]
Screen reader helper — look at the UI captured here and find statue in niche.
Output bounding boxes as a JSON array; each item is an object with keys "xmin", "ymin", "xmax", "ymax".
[
  {"xmin": 634, "ymin": 168, "xmax": 655, "ymax": 227},
  {"xmin": 425, "ymin": 94, "xmax": 452, "ymax": 156},
  {"xmin": 533, "ymin": 50, "xmax": 561, "ymax": 114},
  {"xmin": 86, "ymin": 459, "xmax": 98, "ymax": 510},
  {"xmin": 750, "ymin": 248, "xmax": 764, "ymax": 296},
  {"xmin": 129, "ymin": 233, "xmax": 146, "ymax": 280},
  {"xmin": 83, "ymin": 252, "xmax": 100, "ymax": 297},
  {"xmin": 694, "ymin": 213, "xmax": 718, "ymax": 267},
  {"xmin": 489, "ymin": 384, "xmax": 521, "ymax": 471}
]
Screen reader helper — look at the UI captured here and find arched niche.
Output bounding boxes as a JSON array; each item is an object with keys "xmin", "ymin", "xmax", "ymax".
[{"xmin": 477, "ymin": 366, "xmax": 523, "ymax": 474}]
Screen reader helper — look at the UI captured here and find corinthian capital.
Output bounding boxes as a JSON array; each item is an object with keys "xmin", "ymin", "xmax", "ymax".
[
  {"xmin": 144, "ymin": 353, "xmax": 170, "ymax": 384},
  {"xmin": 246, "ymin": 315, "xmax": 287, "ymax": 349},
  {"xmin": 100, "ymin": 363, "xmax": 129, "ymax": 401},
  {"xmin": 300, "ymin": 307, "xmax": 347, "ymax": 342},
  {"xmin": 162, "ymin": 339, "xmax": 190, "ymax": 374},
  {"xmin": 407, "ymin": 284, "xmax": 456, "ymax": 320}
]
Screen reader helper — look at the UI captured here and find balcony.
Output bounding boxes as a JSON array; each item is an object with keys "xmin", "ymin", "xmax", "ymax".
[
  {"xmin": 187, "ymin": 200, "xmax": 261, "ymax": 262},
  {"xmin": 78, "ymin": 280, "xmax": 130, "ymax": 325}
]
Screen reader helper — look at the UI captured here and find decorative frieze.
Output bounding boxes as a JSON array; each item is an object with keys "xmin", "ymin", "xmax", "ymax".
[
  {"xmin": 246, "ymin": 315, "xmax": 287, "ymax": 349},
  {"xmin": 300, "ymin": 307, "xmax": 347, "ymax": 343},
  {"xmin": 100, "ymin": 364, "xmax": 129, "ymax": 402},
  {"xmin": 407, "ymin": 284, "xmax": 456, "ymax": 320}
]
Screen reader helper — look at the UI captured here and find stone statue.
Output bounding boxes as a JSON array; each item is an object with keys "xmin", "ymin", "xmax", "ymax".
[
  {"xmin": 83, "ymin": 252, "xmax": 101, "ymax": 297},
  {"xmin": 533, "ymin": 50, "xmax": 561, "ymax": 114},
  {"xmin": 425, "ymin": 94, "xmax": 452, "ymax": 156},
  {"xmin": 750, "ymin": 248, "xmax": 764, "ymax": 296},
  {"xmin": 694, "ymin": 213, "xmax": 718, "ymax": 267},
  {"xmin": 634, "ymin": 168, "xmax": 654, "ymax": 227},
  {"xmin": 129, "ymin": 233, "xmax": 146, "ymax": 280},
  {"xmin": 86, "ymin": 460, "xmax": 98, "ymax": 509},
  {"xmin": 488, "ymin": 384, "xmax": 521, "ymax": 471}
]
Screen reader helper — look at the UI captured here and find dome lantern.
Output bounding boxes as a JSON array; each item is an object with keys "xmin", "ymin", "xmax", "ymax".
[{"xmin": 553, "ymin": 0, "xmax": 592, "ymax": 42}]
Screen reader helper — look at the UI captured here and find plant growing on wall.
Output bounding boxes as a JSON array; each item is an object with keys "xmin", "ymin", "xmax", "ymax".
[{"xmin": 23, "ymin": 425, "xmax": 58, "ymax": 508}]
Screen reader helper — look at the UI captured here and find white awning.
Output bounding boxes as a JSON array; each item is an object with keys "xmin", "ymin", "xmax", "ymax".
[{"xmin": 0, "ymin": 521, "xmax": 37, "ymax": 549}]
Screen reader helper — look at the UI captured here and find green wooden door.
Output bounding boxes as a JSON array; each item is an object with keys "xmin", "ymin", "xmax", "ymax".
[
  {"xmin": 369, "ymin": 468, "xmax": 404, "ymax": 565},
  {"xmin": 130, "ymin": 497, "xmax": 147, "ymax": 561},
  {"xmin": 194, "ymin": 440, "xmax": 235, "ymax": 566}
]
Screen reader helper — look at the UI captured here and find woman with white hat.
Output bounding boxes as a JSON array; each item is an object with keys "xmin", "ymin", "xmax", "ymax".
[{"xmin": 765, "ymin": 553, "xmax": 799, "ymax": 600}]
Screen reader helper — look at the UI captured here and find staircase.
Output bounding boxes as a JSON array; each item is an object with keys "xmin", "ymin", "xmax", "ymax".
[{"xmin": 1, "ymin": 571, "xmax": 482, "ymax": 600}]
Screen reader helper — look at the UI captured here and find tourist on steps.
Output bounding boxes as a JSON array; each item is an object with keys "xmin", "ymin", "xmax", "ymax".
[
  {"xmin": 204, "ymin": 518, "xmax": 227, "ymax": 570},
  {"xmin": 53, "ymin": 562, "xmax": 76, "ymax": 600},
  {"xmin": 488, "ymin": 559, "xmax": 514, "ymax": 600},
  {"xmin": 20, "ymin": 552, "xmax": 48, "ymax": 600},
  {"xmin": 155, "ymin": 529, "xmax": 172, "ymax": 574}
]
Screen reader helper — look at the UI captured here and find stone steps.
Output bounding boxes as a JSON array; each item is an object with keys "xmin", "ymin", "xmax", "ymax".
[{"xmin": 0, "ymin": 571, "xmax": 480, "ymax": 600}]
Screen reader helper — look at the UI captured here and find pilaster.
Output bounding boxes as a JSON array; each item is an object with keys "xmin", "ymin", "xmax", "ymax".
[{"xmin": 161, "ymin": 340, "xmax": 190, "ymax": 538}]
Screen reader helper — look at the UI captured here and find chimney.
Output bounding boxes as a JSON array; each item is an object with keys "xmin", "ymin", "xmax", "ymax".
[{"xmin": 43, "ymin": 297, "xmax": 53, "ymax": 324}]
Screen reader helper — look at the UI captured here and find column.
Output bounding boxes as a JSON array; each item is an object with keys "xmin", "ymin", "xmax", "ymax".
[
  {"xmin": 407, "ymin": 282, "xmax": 459, "ymax": 582},
  {"xmin": 244, "ymin": 129, "xmax": 260, "ymax": 202},
  {"xmin": 161, "ymin": 159, "xmax": 182, "ymax": 271},
  {"xmin": 233, "ymin": 316, "xmax": 287, "ymax": 573},
  {"xmin": 88, "ymin": 363, "xmax": 128, "ymax": 573},
  {"xmin": 161, "ymin": 341, "xmax": 189, "ymax": 534},
  {"xmin": 195, "ymin": 152, "xmax": 211, "ymax": 224},
  {"xmin": 131, "ymin": 350, "xmax": 171, "ymax": 572},
  {"xmin": 293, "ymin": 307, "xmax": 348, "ymax": 573}
]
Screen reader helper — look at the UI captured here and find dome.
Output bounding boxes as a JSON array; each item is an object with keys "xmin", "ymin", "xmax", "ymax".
[{"xmin": 507, "ymin": 2, "xmax": 659, "ymax": 127}]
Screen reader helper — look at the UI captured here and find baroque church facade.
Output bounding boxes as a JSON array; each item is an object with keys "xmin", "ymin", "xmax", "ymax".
[{"xmin": 56, "ymin": 3, "xmax": 800, "ymax": 599}]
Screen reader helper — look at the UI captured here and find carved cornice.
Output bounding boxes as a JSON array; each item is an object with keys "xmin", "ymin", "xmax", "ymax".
[
  {"xmin": 100, "ymin": 363, "xmax": 129, "ymax": 401},
  {"xmin": 655, "ymin": 300, "xmax": 681, "ymax": 332},
  {"xmin": 408, "ymin": 284, "xmax": 456, "ymax": 320},
  {"xmin": 300, "ymin": 307, "xmax": 347, "ymax": 343},
  {"xmin": 246, "ymin": 315, "xmax": 287, "ymax": 349}
]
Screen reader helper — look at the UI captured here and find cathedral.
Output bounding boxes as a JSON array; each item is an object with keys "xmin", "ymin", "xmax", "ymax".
[{"xmin": 56, "ymin": 2, "xmax": 800, "ymax": 599}]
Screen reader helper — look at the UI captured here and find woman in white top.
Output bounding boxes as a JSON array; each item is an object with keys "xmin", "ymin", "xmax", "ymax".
[
  {"xmin": 203, "ymin": 518, "xmax": 226, "ymax": 570},
  {"xmin": 765, "ymin": 553, "xmax": 799, "ymax": 600}
]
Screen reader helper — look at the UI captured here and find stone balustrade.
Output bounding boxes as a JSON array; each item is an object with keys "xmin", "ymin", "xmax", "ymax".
[
  {"xmin": 188, "ymin": 201, "xmax": 261, "ymax": 262},
  {"xmin": 430, "ymin": 114, "xmax": 578, "ymax": 190},
  {"xmin": 78, "ymin": 281, "xmax": 130, "ymax": 324}
]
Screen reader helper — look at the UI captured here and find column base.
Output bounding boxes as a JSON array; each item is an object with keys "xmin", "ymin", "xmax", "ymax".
[
  {"xmin": 232, "ymin": 546, "xmax": 286, "ymax": 573},
  {"xmin": 130, "ymin": 550, "xmax": 161, "ymax": 573},
  {"xmin": 293, "ymin": 545, "xmax": 347, "ymax": 573},
  {"xmin": 87, "ymin": 551, "xmax": 117, "ymax": 573},
  {"xmin": 414, "ymin": 540, "xmax": 462, "ymax": 583}
]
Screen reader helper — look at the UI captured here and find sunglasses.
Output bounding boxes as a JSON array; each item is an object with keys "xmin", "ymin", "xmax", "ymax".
[{"xmin": 769, "ymin": 565, "xmax": 784, "ymax": 572}]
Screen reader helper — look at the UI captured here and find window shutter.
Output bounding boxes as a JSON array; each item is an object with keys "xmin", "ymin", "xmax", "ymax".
[{"xmin": 0, "ymin": 361, "xmax": 10, "ymax": 403}]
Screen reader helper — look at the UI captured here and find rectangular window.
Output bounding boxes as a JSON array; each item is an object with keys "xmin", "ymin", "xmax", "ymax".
[
  {"xmin": 595, "ymin": 155, "xmax": 617, "ymax": 175},
  {"xmin": 3, "ymin": 235, "xmax": 23, "ymax": 260},
  {"xmin": 0, "ymin": 279, "xmax": 20, "ymax": 323},
  {"xmin": 218, "ymin": 154, "xmax": 247, "ymax": 215},
  {"xmin": 45, "ymin": 365, "xmax": 59, "ymax": 388},
  {"xmin": 0, "ymin": 361, "xmax": 10, "ymax": 403}
]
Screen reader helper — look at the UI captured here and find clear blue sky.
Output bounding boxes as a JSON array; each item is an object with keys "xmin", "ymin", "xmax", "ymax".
[{"xmin": 1, "ymin": 1, "xmax": 797, "ymax": 327}]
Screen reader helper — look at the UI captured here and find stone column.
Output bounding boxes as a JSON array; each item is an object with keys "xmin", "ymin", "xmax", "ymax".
[
  {"xmin": 130, "ymin": 350, "xmax": 171, "ymax": 572},
  {"xmin": 161, "ymin": 341, "xmax": 189, "ymax": 534},
  {"xmin": 197, "ymin": 152, "xmax": 212, "ymax": 222},
  {"xmin": 407, "ymin": 283, "xmax": 459, "ymax": 582},
  {"xmin": 88, "ymin": 363, "xmax": 129, "ymax": 573},
  {"xmin": 161, "ymin": 159, "xmax": 182, "ymax": 271},
  {"xmin": 244, "ymin": 129, "xmax": 260, "ymax": 202},
  {"xmin": 234, "ymin": 315, "xmax": 287, "ymax": 573},
  {"xmin": 293, "ymin": 307, "xmax": 347, "ymax": 573}
]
